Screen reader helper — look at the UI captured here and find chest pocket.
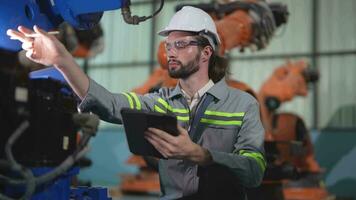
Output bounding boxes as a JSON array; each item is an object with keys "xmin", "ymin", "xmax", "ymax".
[
  {"xmin": 199, "ymin": 124, "xmax": 239, "ymax": 152},
  {"xmin": 196, "ymin": 110, "xmax": 245, "ymax": 152}
]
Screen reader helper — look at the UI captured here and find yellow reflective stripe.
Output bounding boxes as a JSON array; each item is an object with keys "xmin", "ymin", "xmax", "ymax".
[
  {"xmin": 130, "ymin": 92, "xmax": 141, "ymax": 110},
  {"xmin": 172, "ymin": 108, "xmax": 189, "ymax": 114},
  {"xmin": 154, "ymin": 105, "xmax": 166, "ymax": 113},
  {"xmin": 122, "ymin": 93, "xmax": 134, "ymax": 109},
  {"xmin": 154, "ymin": 105, "xmax": 188, "ymax": 120},
  {"xmin": 177, "ymin": 116, "xmax": 189, "ymax": 121},
  {"xmin": 155, "ymin": 106, "xmax": 188, "ymax": 120},
  {"xmin": 157, "ymin": 98, "xmax": 189, "ymax": 114},
  {"xmin": 239, "ymin": 150, "xmax": 266, "ymax": 172},
  {"xmin": 243, "ymin": 153, "xmax": 265, "ymax": 172},
  {"xmin": 204, "ymin": 110, "xmax": 245, "ymax": 117},
  {"xmin": 200, "ymin": 118, "xmax": 242, "ymax": 126},
  {"xmin": 157, "ymin": 98, "xmax": 169, "ymax": 108}
]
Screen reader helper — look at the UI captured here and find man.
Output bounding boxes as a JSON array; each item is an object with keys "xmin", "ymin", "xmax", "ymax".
[{"xmin": 8, "ymin": 6, "xmax": 265, "ymax": 200}]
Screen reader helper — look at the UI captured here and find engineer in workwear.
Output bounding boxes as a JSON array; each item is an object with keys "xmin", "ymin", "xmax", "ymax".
[{"xmin": 8, "ymin": 6, "xmax": 266, "ymax": 200}]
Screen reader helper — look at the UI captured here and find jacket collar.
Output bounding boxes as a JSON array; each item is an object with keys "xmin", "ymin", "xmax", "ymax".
[
  {"xmin": 168, "ymin": 84, "xmax": 184, "ymax": 99},
  {"xmin": 168, "ymin": 77, "xmax": 228, "ymax": 100},
  {"xmin": 206, "ymin": 77, "xmax": 228, "ymax": 100}
]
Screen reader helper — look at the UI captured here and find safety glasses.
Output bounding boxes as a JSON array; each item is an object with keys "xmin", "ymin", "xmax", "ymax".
[{"xmin": 165, "ymin": 39, "xmax": 200, "ymax": 51}]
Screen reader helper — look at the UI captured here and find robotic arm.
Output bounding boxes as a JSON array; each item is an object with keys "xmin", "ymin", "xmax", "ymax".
[
  {"xmin": 0, "ymin": 0, "xmax": 164, "ymax": 51},
  {"xmin": 176, "ymin": 1, "xmax": 288, "ymax": 53}
]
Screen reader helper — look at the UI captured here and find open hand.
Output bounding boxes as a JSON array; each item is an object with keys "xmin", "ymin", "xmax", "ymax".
[{"xmin": 7, "ymin": 25, "xmax": 71, "ymax": 67}]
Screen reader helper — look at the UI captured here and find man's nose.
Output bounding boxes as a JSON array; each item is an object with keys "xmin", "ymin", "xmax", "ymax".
[
  {"xmin": 167, "ymin": 54, "xmax": 177, "ymax": 63},
  {"xmin": 166, "ymin": 46, "xmax": 178, "ymax": 57}
]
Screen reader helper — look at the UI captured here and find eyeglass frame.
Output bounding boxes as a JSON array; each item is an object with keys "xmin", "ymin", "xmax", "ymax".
[{"xmin": 164, "ymin": 39, "xmax": 201, "ymax": 52}]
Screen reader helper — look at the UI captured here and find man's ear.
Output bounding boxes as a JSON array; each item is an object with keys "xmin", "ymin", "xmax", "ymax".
[{"xmin": 201, "ymin": 46, "xmax": 213, "ymax": 62}]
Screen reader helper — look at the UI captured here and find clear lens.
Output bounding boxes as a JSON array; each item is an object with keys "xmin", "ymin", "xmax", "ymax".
[{"xmin": 165, "ymin": 40, "xmax": 199, "ymax": 51}]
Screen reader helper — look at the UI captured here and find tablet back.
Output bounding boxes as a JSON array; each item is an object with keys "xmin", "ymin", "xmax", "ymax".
[{"xmin": 120, "ymin": 108, "xmax": 178, "ymax": 158}]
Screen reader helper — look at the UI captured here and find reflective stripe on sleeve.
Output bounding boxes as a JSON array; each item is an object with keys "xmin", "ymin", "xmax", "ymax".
[
  {"xmin": 238, "ymin": 150, "xmax": 266, "ymax": 172},
  {"xmin": 129, "ymin": 92, "xmax": 141, "ymax": 110},
  {"xmin": 154, "ymin": 105, "xmax": 166, "ymax": 113},
  {"xmin": 121, "ymin": 93, "xmax": 134, "ymax": 109}
]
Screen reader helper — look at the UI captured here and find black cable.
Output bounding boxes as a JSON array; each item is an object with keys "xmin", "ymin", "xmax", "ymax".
[
  {"xmin": 5, "ymin": 121, "xmax": 29, "ymax": 170},
  {"xmin": 145, "ymin": 0, "xmax": 164, "ymax": 20},
  {"xmin": 0, "ymin": 132, "xmax": 91, "ymax": 186},
  {"xmin": 34, "ymin": 146, "xmax": 89, "ymax": 185},
  {"xmin": 34, "ymin": 114, "xmax": 98, "ymax": 185},
  {"xmin": 5, "ymin": 121, "xmax": 35, "ymax": 200},
  {"xmin": 1, "ymin": 120, "xmax": 35, "ymax": 200},
  {"xmin": 0, "ymin": 147, "xmax": 89, "ymax": 186},
  {"xmin": 0, "ymin": 114, "xmax": 99, "ymax": 199},
  {"xmin": 121, "ymin": 0, "xmax": 164, "ymax": 25}
]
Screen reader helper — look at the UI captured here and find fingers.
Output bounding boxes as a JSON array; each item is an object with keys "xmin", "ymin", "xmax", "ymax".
[
  {"xmin": 7, "ymin": 29, "xmax": 33, "ymax": 43},
  {"xmin": 145, "ymin": 133, "xmax": 170, "ymax": 158},
  {"xmin": 22, "ymin": 41, "xmax": 33, "ymax": 51},
  {"xmin": 147, "ymin": 128, "xmax": 174, "ymax": 143},
  {"xmin": 145, "ymin": 131, "xmax": 172, "ymax": 148},
  {"xmin": 33, "ymin": 25, "xmax": 46, "ymax": 36},
  {"xmin": 25, "ymin": 25, "xmax": 53, "ymax": 39},
  {"xmin": 7, "ymin": 27, "xmax": 34, "ymax": 59},
  {"xmin": 177, "ymin": 125, "xmax": 188, "ymax": 135},
  {"xmin": 7, "ymin": 27, "xmax": 35, "ymax": 54},
  {"xmin": 25, "ymin": 49, "xmax": 34, "ymax": 59},
  {"xmin": 18, "ymin": 26, "xmax": 35, "ymax": 37},
  {"xmin": 7, "ymin": 25, "xmax": 50, "ymax": 42}
]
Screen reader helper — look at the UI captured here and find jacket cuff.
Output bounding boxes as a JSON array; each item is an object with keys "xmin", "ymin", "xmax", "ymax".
[{"xmin": 77, "ymin": 78, "xmax": 97, "ymax": 112}]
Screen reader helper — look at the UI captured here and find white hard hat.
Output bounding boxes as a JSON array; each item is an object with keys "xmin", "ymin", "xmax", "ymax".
[{"xmin": 158, "ymin": 6, "xmax": 221, "ymax": 50}]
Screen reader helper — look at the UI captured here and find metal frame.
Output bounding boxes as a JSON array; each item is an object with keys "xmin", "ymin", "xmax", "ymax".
[{"xmin": 311, "ymin": 0, "xmax": 320, "ymax": 129}]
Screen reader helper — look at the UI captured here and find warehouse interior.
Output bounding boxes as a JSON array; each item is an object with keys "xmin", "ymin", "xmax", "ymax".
[{"xmin": 1, "ymin": 0, "xmax": 355, "ymax": 199}]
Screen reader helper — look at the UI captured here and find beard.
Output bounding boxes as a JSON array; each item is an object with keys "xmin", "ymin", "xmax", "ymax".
[{"xmin": 168, "ymin": 52, "xmax": 200, "ymax": 79}]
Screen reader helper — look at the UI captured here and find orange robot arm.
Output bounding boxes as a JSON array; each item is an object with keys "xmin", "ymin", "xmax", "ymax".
[
  {"xmin": 176, "ymin": 1, "xmax": 287, "ymax": 54},
  {"xmin": 216, "ymin": 10, "xmax": 254, "ymax": 54}
]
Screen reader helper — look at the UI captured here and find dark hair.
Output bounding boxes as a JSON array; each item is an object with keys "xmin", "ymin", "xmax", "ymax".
[{"xmin": 195, "ymin": 36, "xmax": 229, "ymax": 83}]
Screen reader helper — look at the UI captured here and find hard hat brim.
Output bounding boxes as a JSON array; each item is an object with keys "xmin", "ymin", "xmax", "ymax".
[{"xmin": 158, "ymin": 29, "xmax": 221, "ymax": 43}]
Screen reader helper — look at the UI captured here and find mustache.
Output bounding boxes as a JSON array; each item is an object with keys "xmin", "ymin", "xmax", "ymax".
[{"xmin": 168, "ymin": 59, "xmax": 182, "ymax": 65}]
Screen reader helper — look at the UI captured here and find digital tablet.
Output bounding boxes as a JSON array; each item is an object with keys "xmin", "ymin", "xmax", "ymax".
[{"xmin": 120, "ymin": 108, "xmax": 178, "ymax": 158}]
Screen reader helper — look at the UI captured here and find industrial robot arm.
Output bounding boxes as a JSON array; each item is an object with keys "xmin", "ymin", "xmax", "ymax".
[
  {"xmin": 176, "ymin": 1, "xmax": 288, "ymax": 53},
  {"xmin": 0, "ymin": 0, "xmax": 164, "ymax": 52}
]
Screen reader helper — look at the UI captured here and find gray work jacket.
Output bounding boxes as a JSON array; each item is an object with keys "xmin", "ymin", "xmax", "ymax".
[{"xmin": 79, "ymin": 77, "xmax": 266, "ymax": 200}]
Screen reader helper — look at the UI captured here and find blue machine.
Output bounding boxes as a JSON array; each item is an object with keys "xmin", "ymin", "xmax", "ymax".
[
  {"xmin": 4, "ymin": 167, "xmax": 79, "ymax": 200},
  {"xmin": 0, "ymin": 0, "xmax": 123, "ymax": 51},
  {"xmin": 4, "ymin": 167, "xmax": 112, "ymax": 200},
  {"xmin": 71, "ymin": 187, "xmax": 112, "ymax": 200},
  {"xmin": 0, "ymin": 0, "xmax": 164, "ymax": 199},
  {"xmin": 30, "ymin": 66, "xmax": 67, "ymax": 83},
  {"xmin": 0, "ymin": 0, "xmax": 163, "ymax": 51}
]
